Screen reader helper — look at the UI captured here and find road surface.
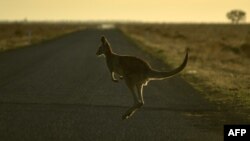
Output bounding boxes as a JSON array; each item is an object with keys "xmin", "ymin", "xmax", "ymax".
[{"xmin": 0, "ymin": 28, "xmax": 222, "ymax": 141}]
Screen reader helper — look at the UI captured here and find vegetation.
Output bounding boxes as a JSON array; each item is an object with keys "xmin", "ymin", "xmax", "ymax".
[
  {"xmin": 0, "ymin": 22, "xmax": 86, "ymax": 52},
  {"xmin": 227, "ymin": 10, "xmax": 246, "ymax": 24},
  {"xmin": 119, "ymin": 23, "xmax": 250, "ymax": 114}
]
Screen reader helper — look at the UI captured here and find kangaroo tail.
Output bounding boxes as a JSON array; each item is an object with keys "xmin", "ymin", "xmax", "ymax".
[{"xmin": 148, "ymin": 49, "xmax": 189, "ymax": 80}]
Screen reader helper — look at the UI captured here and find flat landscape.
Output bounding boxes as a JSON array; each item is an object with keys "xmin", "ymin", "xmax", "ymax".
[
  {"xmin": 0, "ymin": 22, "xmax": 86, "ymax": 52},
  {"xmin": 0, "ymin": 23, "xmax": 249, "ymax": 140},
  {"xmin": 119, "ymin": 23, "xmax": 250, "ymax": 114}
]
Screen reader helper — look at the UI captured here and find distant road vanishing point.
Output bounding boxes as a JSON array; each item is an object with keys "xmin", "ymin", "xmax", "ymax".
[{"xmin": 0, "ymin": 28, "xmax": 221, "ymax": 141}]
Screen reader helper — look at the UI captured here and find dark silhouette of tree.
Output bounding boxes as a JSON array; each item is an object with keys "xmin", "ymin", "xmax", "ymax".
[{"xmin": 227, "ymin": 10, "xmax": 246, "ymax": 24}]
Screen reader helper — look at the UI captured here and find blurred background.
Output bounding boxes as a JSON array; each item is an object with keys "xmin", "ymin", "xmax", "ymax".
[{"xmin": 0, "ymin": 0, "xmax": 250, "ymax": 22}]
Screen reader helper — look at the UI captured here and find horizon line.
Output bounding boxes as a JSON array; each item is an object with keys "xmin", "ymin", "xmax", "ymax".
[{"xmin": 0, "ymin": 19, "xmax": 249, "ymax": 24}]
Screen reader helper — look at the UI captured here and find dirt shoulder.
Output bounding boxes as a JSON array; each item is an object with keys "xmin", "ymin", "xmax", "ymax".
[{"xmin": 118, "ymin": 23, "xmax": 250, "ymax": 121}]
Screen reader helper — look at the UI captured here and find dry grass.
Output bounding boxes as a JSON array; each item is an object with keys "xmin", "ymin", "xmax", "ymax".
[
  {"xmin": 0, "ymin": 22, "xmax": 86, "ymax": 52},
  {"xmin": 119, "ymin": 23, "xmax": 250, "ymax": 111}
]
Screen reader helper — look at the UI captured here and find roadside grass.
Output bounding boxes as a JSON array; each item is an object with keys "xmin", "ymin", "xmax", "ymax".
[
  {"xmin": 118, "ymin": 23, "xmax": 250, "ymax": 116},
  {"xmin": 0, "ymin": 22, "xmax": 86, "ymax": 52}
]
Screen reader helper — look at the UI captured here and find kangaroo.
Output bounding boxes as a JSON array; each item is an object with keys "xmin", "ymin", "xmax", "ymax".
[{"xmin": 96, "ymin": 36, "xmax": 188, "ymax": 120}]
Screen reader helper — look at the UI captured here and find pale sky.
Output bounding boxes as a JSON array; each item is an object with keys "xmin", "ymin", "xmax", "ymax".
[{"xmin": 0, "ymin": 0, "xmax": 249, "ymax": 22}]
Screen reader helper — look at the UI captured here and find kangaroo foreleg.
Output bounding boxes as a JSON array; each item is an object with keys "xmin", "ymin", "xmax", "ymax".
[
  {"xmin": 111, "ymin": 72, "xmax": 118, "ymax": 83},
  {"xmin": 119, "ymin": 75, "xmax": 123, "ymax": 79}
]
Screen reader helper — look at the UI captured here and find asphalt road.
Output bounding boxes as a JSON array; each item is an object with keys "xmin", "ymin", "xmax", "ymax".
[{"xmin": 0, "ymin": 28, "xmax": 222, "ymax": 141}]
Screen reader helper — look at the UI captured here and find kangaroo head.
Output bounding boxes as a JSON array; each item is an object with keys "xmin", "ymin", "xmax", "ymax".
[{"xmin": 96, "ymin": 36, "xmax": 111, "ymax": 56}]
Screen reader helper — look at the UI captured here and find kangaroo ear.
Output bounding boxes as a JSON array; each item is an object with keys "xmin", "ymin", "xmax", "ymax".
[{"xmin": 101, "ymin": 36, "xmax": 106, "ymax": 43}]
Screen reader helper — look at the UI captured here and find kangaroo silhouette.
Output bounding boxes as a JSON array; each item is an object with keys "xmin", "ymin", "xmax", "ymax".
[{"xmin": 96, "ymin": 36, "xmax": 188, "ymax": 120}]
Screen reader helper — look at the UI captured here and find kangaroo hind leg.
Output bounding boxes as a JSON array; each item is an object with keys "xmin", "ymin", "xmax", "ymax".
[
  {"xmin": 122, "ymin": 79, "xmax": 141, "ymax": 120},
  {"xmin": 136, "ymin": 84, "xmax": 144, "ymax": 108}
]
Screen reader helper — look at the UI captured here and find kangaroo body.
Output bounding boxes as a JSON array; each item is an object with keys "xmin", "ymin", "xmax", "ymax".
[{"xmin": 96, "ymin": 36, "xmax": 188, "ymax": 120}]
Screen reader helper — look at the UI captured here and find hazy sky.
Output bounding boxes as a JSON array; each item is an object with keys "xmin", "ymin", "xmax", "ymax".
[{"xmin": 0, "ymin": 0, "xmax": 249, "ymax": 22}]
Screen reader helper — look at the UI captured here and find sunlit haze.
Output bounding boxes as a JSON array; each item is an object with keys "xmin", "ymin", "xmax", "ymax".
[{"xmin": 0, "ymin": 0, "xmax": 249, "ymax": 22}]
